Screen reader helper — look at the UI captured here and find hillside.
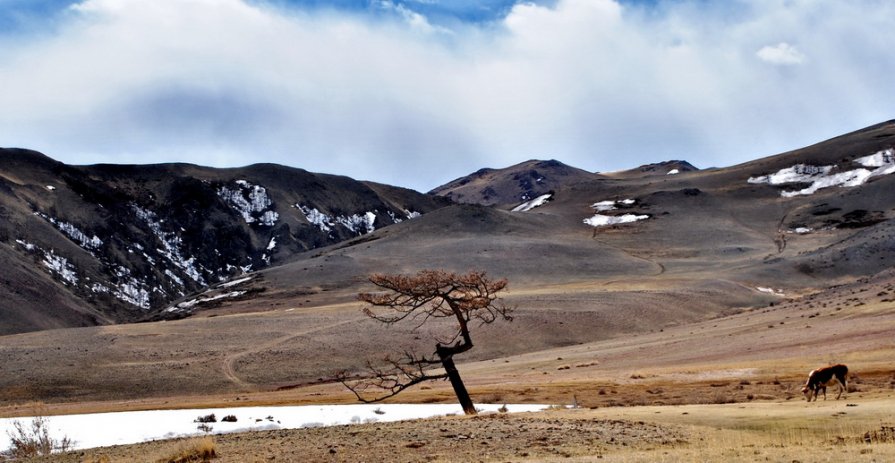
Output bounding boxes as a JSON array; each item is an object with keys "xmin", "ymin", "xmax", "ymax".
[{"xmin": 0, "ymin": 150, "xmax": 449, "ymax": 334}]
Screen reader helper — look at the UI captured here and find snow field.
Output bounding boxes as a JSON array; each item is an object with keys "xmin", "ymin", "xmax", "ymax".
[{"xmin": 0, "ymin": 404, "xmax": 547, "ymax": 452}]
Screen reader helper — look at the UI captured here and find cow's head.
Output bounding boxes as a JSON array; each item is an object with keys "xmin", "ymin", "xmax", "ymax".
[{"xmin": 801, "ymin": 385, "xmax": 812, "ymax": 400}]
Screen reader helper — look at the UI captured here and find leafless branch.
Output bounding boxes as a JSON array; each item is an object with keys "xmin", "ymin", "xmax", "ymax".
[{"xmin": 341, "ymin": 269, "xmax": 514, "ymax": 406}]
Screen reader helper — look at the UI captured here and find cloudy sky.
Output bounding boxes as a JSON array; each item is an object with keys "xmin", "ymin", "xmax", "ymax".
[{"xmin": 1, "ymin": 0, "xmax": 893, "ymax": 191}]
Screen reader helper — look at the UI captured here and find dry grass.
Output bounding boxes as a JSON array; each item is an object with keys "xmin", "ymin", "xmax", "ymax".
[
  {"xmin": 570, "ymin": 397, "xmax": 895, "ymax": 463},
  {"xmin": 154, "ymin": 437, "xmax": 217, "ymax": 463}
]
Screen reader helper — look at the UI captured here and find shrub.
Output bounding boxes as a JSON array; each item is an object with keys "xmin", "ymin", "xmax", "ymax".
[
  {"xmin": 194, "ymin": 414, "xmax": 217, "ymax": 423},
  {"xmin": 5, "ymin": 415, "xmax": 73, "ymax": 458},
  {"xmin": 156, "ymin": 437, "xmax": 217, "ymax": 463},
  {"xmin": 220, "ymin": 415, "xmax": 237, "ymax": 423},
  {"xmin": 196, "ymin": 423, "xmax": 213, "ymax": 434}
]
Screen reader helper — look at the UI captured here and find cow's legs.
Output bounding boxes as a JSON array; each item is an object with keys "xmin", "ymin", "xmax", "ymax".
[{"xmin": 836, "ymin": 375, "xmax": 847, "ymax": 399}]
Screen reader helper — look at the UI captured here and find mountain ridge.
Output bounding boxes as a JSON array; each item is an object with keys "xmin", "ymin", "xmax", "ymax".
[{"xmin": 0, "ymin": 151, "xmax": 449, "ymax": 334}]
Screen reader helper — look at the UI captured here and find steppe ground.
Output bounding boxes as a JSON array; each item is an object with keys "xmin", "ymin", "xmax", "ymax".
[{"xmin": 5, "ymin": 271, "xmax": 895, "ymax": 462}]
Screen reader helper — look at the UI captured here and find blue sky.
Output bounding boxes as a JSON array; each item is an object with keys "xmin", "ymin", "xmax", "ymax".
[{"xmin": 1, "ymin": 0, "xmax": 893, "ymax": 191}]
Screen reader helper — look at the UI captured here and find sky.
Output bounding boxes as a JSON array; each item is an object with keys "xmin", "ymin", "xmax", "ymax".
[{"xmin": 0, "ymin": 0, "xmax": 893, "ymax": 192}]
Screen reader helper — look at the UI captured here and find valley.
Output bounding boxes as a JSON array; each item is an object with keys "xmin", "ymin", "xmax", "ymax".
[{"xmin": 1, "ymin": 121, "xmax": 894, "ymax": 461}]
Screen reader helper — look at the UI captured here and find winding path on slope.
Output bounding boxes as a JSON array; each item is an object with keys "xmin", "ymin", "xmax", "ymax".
[
  {"xmin": 221, "ymin": 318, "xmax": 363, "ymax": 390},
  {"xmin": 588, "ymin": 235, "xmax": 666, "ymax": 277}
]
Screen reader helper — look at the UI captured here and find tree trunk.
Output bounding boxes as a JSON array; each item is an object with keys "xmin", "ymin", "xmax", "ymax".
[{"xmin": 439, "ymin": 353, "xmax": 476, "ymax": 415}]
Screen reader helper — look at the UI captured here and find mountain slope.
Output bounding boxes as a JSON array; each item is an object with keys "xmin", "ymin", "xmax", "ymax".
[
  {"xmin": 0, "ymin": 149, "xmax": 449, "ymax": 334},
  {"xmin": 236, "ymin": 120, "xmax": 895, "ymax": 314},
  {"xmin": 429, "ymin": 159, "xmax": 597, "ymax": 209}
]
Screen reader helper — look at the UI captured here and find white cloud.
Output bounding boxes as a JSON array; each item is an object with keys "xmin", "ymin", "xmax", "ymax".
[
  {"xmin": 756, "ymin": 42, "xmax": 806, "ymax": 65},
  {"xmin": 0, "ymin": 0, "xmax": 893, "ymax": 191}
]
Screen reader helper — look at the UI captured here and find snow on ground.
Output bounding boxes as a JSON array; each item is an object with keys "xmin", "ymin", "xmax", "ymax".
[
  {"xmin": 748, "ymin": 149, "xmax": 895, "ymax": 197},
  {"xmin": 266, "ymin": 237, "xmax": 277, "ymax": 251},
  {"xmin": 405, "ymin": 210, "xmax": 421, "ymax": 219},
  {"xmin": 167, "ymin": 291, "xmax": 246, "ymax": 313},
  {"xmin": 0, "ymin": 404, "xmax": 547, "ymax": 452},
  {"xmin": 584, "ymin": 213, "xmax": 649, "ymax": 227},
  {"xmin": 45, "ymin": 185, "xmax": 56, "ymax": 191},
  {"xmin": 790, "ymin": 227, "xmax": 812, "ymax": 234},
  {"xmin": 667, "ymin": 169, "xmax": 679, "ymax": 175},
  {"xmin": 217, "ymin": 181, "xmax": 279, "ymax": 226},
  {"xmin": 756, "ymin": 287, "xmax": 785, "ymax": 296},
  {"xmin": 512, "ymin": 193, "xmax": 552, "ymax": 212}
]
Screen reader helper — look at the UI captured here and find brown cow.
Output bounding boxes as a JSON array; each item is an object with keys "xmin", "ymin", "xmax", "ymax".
[{"xmin": 801, "ymin": 364, "xmax": 848, "ymax": 402}]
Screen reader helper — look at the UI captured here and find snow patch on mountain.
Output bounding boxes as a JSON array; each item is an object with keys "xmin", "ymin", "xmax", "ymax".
[
  {"xmin": 115, "ymin": 281, "xmax": 151, "ymax": 310},
  {"xmin": 512, "ymin": 193, "xmax": 552, "ymax": 212},
  {"xmin": 15, "ymin": 239, "xmax": 36, "ymax": 251},
  {"xmin": 167, "ymin": 291, "xmax": 246, "ymax": 313},
  {"xmin": 781, "ymin": 169, "xmax": 872, "ymax": 197},
  {"xmin": 165, "ymin": 269, "xmax": 184, "ymax": 287},
  {"xmin": 217, "ymin": 180, "xmax": 279, "ymax": 226},
  {"xmin": 219, "ymin": 276, "xmax": 253, "ymax": 288},
  {"xmin": 584, "ymin": 213, "xmax": 649, "ymax": 227},
  {"xmin": 590, "ymin": 199, "xmax": 635, "ymax": 212},
  {"xmin": 855, "ymin": 148, "xmax": 895, "ymax": 168},
  {"xmin": 337, "ymin": 212, "xmax": 377, "ymax": 235},
  {"xmin": 297, "ymin": 205, "xmax": 377, "ymax": 235},
  {"xmin": 42, "ymin": 250, "xmax": 78, "ymax": 285},
  {"xmin": 111, "ymin": 265, "xmax": 152, "ymax": 309},
  {"xmin": 132, "ymin": 204, "xmax": 206, "ymax": 285},
  {"xmin": 756, "ymin": 286, "xmax": 785, "ymax": 296},
  {"xmin": 91, "ymin": 283, "xmax": 110, "ymax": 294},
  {"xmin": 297, "ymin": 205, "xmax": 335, "ymax": 232},
  {"xmin": 34, "ymin": 212, "xmax": 103, "ymax": 250},
  {"xmin": 748, "ymin": 149, "xmax": 895, "ymax": 197}
]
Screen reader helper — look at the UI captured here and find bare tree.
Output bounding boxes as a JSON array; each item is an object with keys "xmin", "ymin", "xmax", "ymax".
[{"xmin": 338, "ymin": 269, "xmax": 513, "ymax": 415}]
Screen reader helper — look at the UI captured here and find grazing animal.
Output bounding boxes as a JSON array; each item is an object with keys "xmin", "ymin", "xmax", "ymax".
[{"xmin": 801, "ymin": 364, "xmax": 848, "ymax": 402}]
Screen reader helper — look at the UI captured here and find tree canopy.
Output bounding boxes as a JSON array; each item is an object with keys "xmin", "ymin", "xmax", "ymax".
[{"xmin": 339, "ymin": 269, "xmax": 513, "ymax": 414}]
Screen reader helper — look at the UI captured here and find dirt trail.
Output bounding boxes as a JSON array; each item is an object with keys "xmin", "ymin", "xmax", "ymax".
[{"xmin": 221, "ymin": 318, "xmax": 362, "ymax": 390}]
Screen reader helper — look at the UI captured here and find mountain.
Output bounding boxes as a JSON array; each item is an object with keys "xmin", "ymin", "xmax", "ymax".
[
  {"xmin": 429, "ymin": 159, "xmax": 597, "ymax": 209},
  {"xmin": 0, "ymin": 149, "xmax": 450, "ymax": 334},
  {"xmin": 3, "ymin": 120, "xmax": 894, "ymax": 338},
  {"xmin": 603, "ymin": 160, "xmax": 700, "ymax": 178},
  {"xmin": 2, "ymin": 122, "xmax": 894, "ymax": 406},
  {"xmin": 232, "ymin": 120, "xmax": 895, "ymax": 316}
]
